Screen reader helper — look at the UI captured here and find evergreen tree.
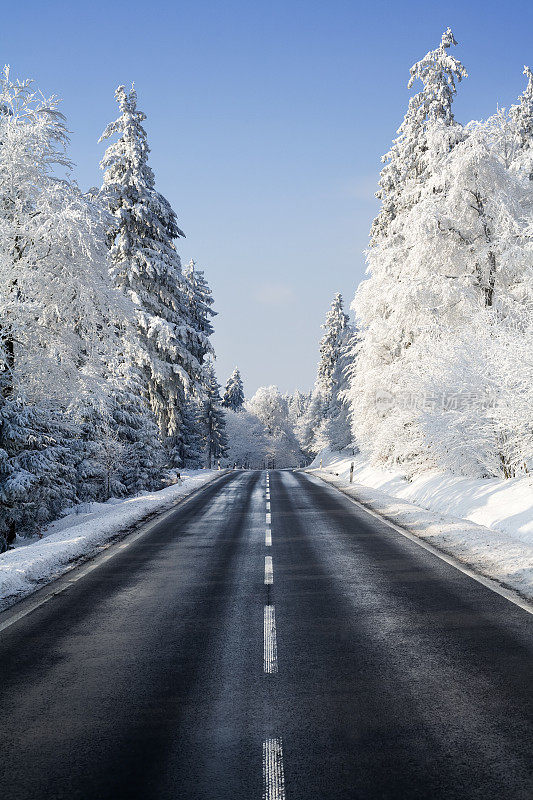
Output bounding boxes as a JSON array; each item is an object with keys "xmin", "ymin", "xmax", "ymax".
[
  {"xmin": 509, "ymin": 66, "xmax": 533, "ymax": 181},
  {"xmin": 222, "ymin": 368, "xmax": 245, "ymax": 411},
  {"xmin": 316, "ymin": 294, "xmax": 350, "ymax": 407},
  {"xmin": 297, "ymin": 294, "xmax": 354, "ymax": 455},
  {"xmin": 175, "ymin": 397, "xmax": 204, "ymax": 469},
  {"xmin": 183, "ymin": 259, "xmax": 215, "ymax": 350},
  {"xmin": 0, "ymin": 401, "xmax": 76, "ymax": 547},
  {"xmin": 349, "ymin": 35, "xmax": 533, "ymax": 474},
  {"xmin": 109, "ymin": 370, "xmax": 163, "ymax": 494},
  {"xmin": 371, "ymin": 28, "xmax": 467, "ymax": 241},
  {"xmin": 201, "ymin": 365, "xmax": 228, "ymax": 468},
  {"xmin": 0, "ymin": 67, "xmax": 127, "ymax": 537},
  {"xmin": 99, "ymin": 84, "xmax": 205, "ymax": 463},
  {"xmin": 287, "ymin": 390, "xmax": 310, "ymax": 425},
  {"xmin": 316, "ymin": 327, "xmax": 356, "ymax": 453},
  {"xmin": 348, "ymin": 30, "xmax": 468, "ymax": 468}
]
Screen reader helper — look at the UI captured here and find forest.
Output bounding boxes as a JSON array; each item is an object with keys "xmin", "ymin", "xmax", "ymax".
[{"xmin": 1, "ymin": 27, "xmax": 532, "ymax": 548}]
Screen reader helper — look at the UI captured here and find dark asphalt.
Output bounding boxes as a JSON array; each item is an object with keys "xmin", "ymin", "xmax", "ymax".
[{"xmin": 0, "ymin": 469, "xmax": 532, "ymax": 799}]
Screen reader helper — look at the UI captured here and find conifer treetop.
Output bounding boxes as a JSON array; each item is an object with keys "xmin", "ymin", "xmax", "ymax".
[
  {"xmin": 222, "ymin": 367, "xmax": 245, "ymax": 411},
  {"xmin": 407, "ymin": 27, "xmax": 467, "ymax": 125},
  {"xmin": 509, "ymin": 66, "xmax": 533, "ymax": 179},
  {"xmin": 371, "ymin": 28, "xmax": 467, "ymax": 241}
]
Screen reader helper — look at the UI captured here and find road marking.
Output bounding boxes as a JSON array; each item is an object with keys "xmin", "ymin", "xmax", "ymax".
[
  {"xmin": 266, "ymin": 512, "xmax": 271, "ymax": 525},
  {"xmin": 263, "ymin": 604, "xmax": 278, "ymax": 673},
  {"xmin": 265, "ymin": 555, "xmax": 273, "ymax": 584},
  {"xmin": 265, "ymin": 528, "xmax": 272, "ymax": 547},
  {"xmin": 263, "ymin": 737, "xmax": 286, "ymax": 800},
  {"xmin": 266, "ymin": 501, "xmax": 271, "ymax": 512}
]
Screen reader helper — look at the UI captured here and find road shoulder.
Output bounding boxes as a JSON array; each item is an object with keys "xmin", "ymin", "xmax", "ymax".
[
  {"xmin": 0, "ymin": 470, "xmax": 230, "ymax": 614},
  {"xmin": 305, "ymin": 468, "xmax": 533, "ymax": 610}
]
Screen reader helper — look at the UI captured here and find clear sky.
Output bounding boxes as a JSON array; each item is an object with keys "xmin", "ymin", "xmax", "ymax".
[{"xmin": 2, "ymin": 0, "xmax": 533, "ymax": 397}]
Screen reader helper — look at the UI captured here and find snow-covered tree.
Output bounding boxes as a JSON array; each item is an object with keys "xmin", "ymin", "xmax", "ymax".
[
  {"xmin": 348, "ymin": 30, "xmax": 470, "ymax": 469},
  {"xmin": 316, "ymin": 294, "xmax": 350, "ymax": 404},
  {"xmin": 509, "ymin": 66, "xmax": 533, "ymax": 181},
  {"xmin": 222, "ymin": 368, "xmax": 245, "ymax": 411},
  {"xmin": 223, "ymin": 408, "xmax": 268, "ymax": 468},
  {"xmin": 99, "ymin": 84, "xmax": 205, "ymax": 464},
  {"xmin": 0, "ymin": 67, "xmax": 130, "ymax": 538},
  {"xmin": 410, "ymin": 310, "xmax": 533, "ymax": 478},
  {"xmin": 294, "ymin": 294, "xmax": 354, "ymax": 456},
  {"xmin": 174, "ymin": 397, "xmax": 204, "ymax": 469},
  {"xmin": 246, "ymin": 386, "xmax": 303, "ymax": 468},
  {"xmin": 0, "ymin": 401, "xmax": 76, "ymax": 547},
  {"xmin": 371, "ymin": 27, "xmax": 467, "ymax": 241},
  {"xmin": 200, "ymin": 365, "xmax": 228, "ymax": 467},
  {"xmin": 295, "ymin": 391, "xmax": 324, "ymax": 457},
  {"xmin": 287, "ymin": 389, "xmax": 310, "ymax": 426},
  {"xmin": 350, "ymin": 31, "xmax": 533, "ymax": 474},
  {"xmin": 108, "ymin": 363, "xmax": 163, "ymax": 494},
  {"xmin": 183, "ymin": 259, "xmax": 215, "ymax": 360}
]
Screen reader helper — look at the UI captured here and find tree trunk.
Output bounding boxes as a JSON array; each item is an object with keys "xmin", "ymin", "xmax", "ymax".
[{"xmin": 472, "ymin": 189, "xmax": 497, "ymax": 308}]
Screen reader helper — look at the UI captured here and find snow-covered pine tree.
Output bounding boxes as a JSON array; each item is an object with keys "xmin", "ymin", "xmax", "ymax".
[
  {"xmin": 348, "ymin": 30, "xmax": 468, "ymax": 469},
  {"xmin": 99, "ymin": 85, "xmax": 205, "ymax": 465},
  {"xmin": 106, "ymin": 355, "xmax": 164, "ymax": 494},
  {"xmin": 222, "ymin": 368, "xmax": 245, "ymax": 411},
  {"xmin": 173, "ymin": 397, "xmax": 204, "ymax": 469},
  {"xmin": 201, "ymin": 365, "xmax": 228, "ymax": 468},
  {"xmin": 297, "ymin": 294, "xmax": 354, "ymax": 456},
  {"xmin": 371, "ymin": 27, "xmax": 467, "ymax": 241},
  {"xmin": 317, "ymin": 328, "xmax": 356, "ymax": 453},
  {"xmin": 0, "ymin": 67, "xmax": 128, "ymax": 538},
  {"xmin": 287, "ymin": 390, "xmax": 310, "ymax": 425},
  {"xmin": 509, "ymin": 66, "xmax": 533, "ymax": 181},
  {"xmin": 183, "ymin": 259, "xmax": 216, "ymax": 364},
  {"xmin": 295, "ymin": 392, "xmax": 324, "ymax": 458},
  {"xmin": 71, "ymin": 396, "xmax": 125, "ymax": 503},
  {"xmin": 316, "ymin": 294, "xmax": 350, "ymax": 406},
  {"xmin": 0, "ymin": 401, "xmax": 76, "ymax": 548}
]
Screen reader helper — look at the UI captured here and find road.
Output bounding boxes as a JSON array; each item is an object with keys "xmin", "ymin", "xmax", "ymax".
[{"xmin": 1, "ymin": 469, "xmax": 533, "ymax": 799}]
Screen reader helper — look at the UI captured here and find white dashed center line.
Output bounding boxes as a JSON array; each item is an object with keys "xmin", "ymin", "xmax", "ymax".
[
  {"xmin": 263, "ymin": 737, "xmax": 286, "ymax": 800},
  {"xmin": 264, "ymin": 555, "xmax": 273, "ymax": 585},
  {"xmin": 262, "ymin": 472, "xmax": 285, "ymax": 797},
  {"xmin": 263, "ymin": 604, "xmax": 278, "ymax": 673}
]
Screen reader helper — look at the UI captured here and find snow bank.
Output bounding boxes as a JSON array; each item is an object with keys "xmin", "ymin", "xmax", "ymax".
[
  {"xmin": 308, "ymin": 451, "xmax": 533, "ymax": 601},
  {"xmin": 310, "ymin": 450, "xmax": 533, "ymax": 542},
  {"xmin": 0, "ymin": 470, "xmax": 221, "ymax": 610}
]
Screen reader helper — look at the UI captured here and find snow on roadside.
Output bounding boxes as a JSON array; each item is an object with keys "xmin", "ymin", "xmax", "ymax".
[
  {"xmin": 308, "ymin": 450, "xmax": 533, "ymax": 602},
  {"xmin": 311, "ymin": 450, "xmax": 533, "ymax": 542},
  {"xmin": 0, "ymin": 470, "xmax": 222, "ymax": 611}
]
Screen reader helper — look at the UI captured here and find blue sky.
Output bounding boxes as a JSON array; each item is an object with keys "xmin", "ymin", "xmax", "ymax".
[{"xmin": 2, "ymin": 0, "xmax": 533, "ymax": 396}]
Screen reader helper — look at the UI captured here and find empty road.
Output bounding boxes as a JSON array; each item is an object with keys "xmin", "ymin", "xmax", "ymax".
[{"xmin": 1, "ymin": 470, "xmax": 533, "ymax": 799}]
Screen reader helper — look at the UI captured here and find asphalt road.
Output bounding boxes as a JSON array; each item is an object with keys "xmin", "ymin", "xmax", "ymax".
[{"xmin": 1, "ymin": 469, "xmax": 533, "ymax": 799}]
